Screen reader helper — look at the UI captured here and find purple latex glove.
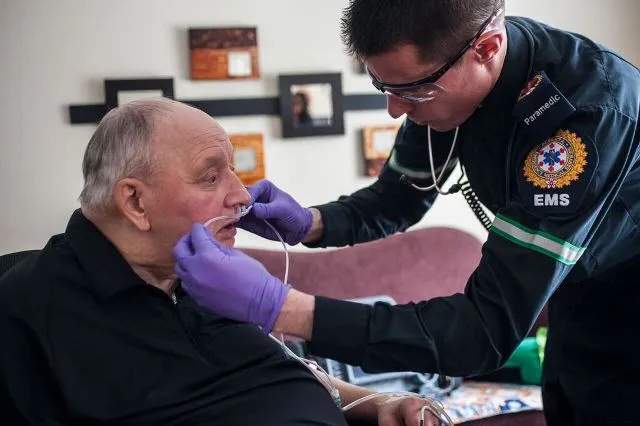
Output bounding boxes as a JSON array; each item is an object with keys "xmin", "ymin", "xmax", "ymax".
[
  {"xmin": 173, "ymin": 223, "xmax": 291, "ymax": 333},
  {"xmin": 238, "ymin": 179, "xmax": 313, "ymax": 245}
]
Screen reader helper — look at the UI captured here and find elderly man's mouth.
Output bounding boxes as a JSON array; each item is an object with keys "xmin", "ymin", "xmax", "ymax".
[{"xmin": 217, "ymin": 223, "xmax": 237, "ymax": 237}]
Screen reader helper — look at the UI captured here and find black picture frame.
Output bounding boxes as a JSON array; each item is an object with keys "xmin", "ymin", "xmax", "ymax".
[
  {"xmin": 68, "ymin": 74, "xmax": 386, "ymax": 125},
  {"xmin": 278, "ymin": 72, "xmax": 344, "ymax": 139},
  {"xmin": 104, "ymin": 78, "xmax": 174, "ymax": 110}
]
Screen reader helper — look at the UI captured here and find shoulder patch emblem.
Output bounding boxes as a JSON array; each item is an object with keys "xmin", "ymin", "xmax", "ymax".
[
  {"xmin": 517, "ymin": 73, "xmax": 543, "ymax": 101},
  {"xmin": 523, "ymin": 129, "xmax": 588, "ymax": 189}
]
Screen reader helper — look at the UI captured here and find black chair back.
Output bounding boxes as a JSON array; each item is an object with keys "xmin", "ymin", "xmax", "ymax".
[{"xmin": 0, "ymin": 250, "xmax": 40, "ymax": 278}]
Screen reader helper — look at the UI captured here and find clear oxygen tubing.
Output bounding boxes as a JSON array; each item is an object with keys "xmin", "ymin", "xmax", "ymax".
[
  {"xmin": 203, "ymin": 205, "xmax": 289, "ymax": 285},
  {"xmin": 203, "ymin": 205, "xmax": 453, "ymax": 425}
]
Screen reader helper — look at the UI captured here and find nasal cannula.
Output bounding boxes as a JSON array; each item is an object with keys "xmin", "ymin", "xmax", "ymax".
[
  {"xmin": 203, "ymin": 205, "xmax": 453, "ymax": 426},
  {"xmin": 204, "ymin": 205, "xmax": 289, "ymax": 284}
]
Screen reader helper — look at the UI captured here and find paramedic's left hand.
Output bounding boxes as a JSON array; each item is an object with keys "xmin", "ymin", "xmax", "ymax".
[
  {"xmin": 238, "ymin": 179, "xmax": 313, "ymax": 245},
  {"xmin": 173, "ymin": 223, "xmax": 291, "ymax": 334},
  {"xmin": 376, "ymin": 396, "xmax": 440, "ymax": 426}
]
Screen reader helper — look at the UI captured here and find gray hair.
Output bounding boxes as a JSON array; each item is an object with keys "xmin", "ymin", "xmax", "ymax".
[{"xmin": 78, "ymin": 97, "xmax": 176, "ymax": 212}]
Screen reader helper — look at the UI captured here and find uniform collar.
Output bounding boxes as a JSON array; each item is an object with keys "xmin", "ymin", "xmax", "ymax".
[
  {"xmin": 65, "ymin": 209, "xmax": 149, "ymax": 301},
  {"xmin": 474, "ymin": 18, "xmax": 533, "ymax": 115}
]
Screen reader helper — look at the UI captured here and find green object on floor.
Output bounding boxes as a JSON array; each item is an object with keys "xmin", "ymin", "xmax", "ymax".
[
  {"xmin": 503, "ymin": 333, "xmax": 545, "ymax": 385},
  {"xmin": 536, "ymin": 326, "xmax": 547, "ymax": 364}
]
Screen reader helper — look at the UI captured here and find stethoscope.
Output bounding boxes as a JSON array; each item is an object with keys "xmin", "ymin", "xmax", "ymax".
[
  {"xmin": 400, "ymin": 126, "xmax": 460, "ymax": 195},
  {"xmin": 402, "ymin": 125, "xmax": 460, "ymax": 195},
  {"xmin": 399, "ymin": 19, "xmax": 537, "ymax": 200}
]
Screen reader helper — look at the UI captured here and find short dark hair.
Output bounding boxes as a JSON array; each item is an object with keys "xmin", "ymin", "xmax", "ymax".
[{"xmin": 340, "ymin": 0, "xmax": 505, "ymax": 63}]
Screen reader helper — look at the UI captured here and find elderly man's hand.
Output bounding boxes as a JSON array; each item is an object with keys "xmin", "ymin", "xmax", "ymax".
[
  {"xmin": 376, "ymin": 396, "xmax": 442, "ymax": 426},
  {"xmin": 238, "ymin": 179, "xmax": 313, "ymax": 245},
  {"xmin": 173, "ymin": 224, "xmax": 291, "ymax": 333}
]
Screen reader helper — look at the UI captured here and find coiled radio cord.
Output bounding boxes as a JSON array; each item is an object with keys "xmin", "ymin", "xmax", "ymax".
[{"xmin": 446, "ymin": 166, "xmax": 493, "ymax": 232}]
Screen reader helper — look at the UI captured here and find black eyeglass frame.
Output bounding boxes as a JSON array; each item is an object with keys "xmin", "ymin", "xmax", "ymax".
[{"xmin": 366, "ymin": 8, "xmax": 503, "ymax": 93}]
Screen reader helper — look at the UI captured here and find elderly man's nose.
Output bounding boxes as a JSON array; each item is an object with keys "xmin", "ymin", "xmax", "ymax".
[
  {"xmin": 239, "ymin": 186, "xmax": 251, "ymax": 204},
  {"xmin": 226, "ymin": 177, "xmax": 251, "ymax": 207}
]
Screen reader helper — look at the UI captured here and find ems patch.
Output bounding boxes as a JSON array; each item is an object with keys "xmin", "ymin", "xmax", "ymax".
[
  {"xmin": 517, "ymin": 73, "xmax": 543, "ymax": 101},
  {"xmin": 517, "ymin": 129, "xmax": 597, "ymax": 215},
  {"xmin": 523, "ymin": 129, "xmax": 587, "ymax": 189}
]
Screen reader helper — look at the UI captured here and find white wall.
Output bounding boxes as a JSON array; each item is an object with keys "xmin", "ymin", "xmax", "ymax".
[{"xmin": 1, "ymin": 0, "xmax": 638, "ymax": 254}]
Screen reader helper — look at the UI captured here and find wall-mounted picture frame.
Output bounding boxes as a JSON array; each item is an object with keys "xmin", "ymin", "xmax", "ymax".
[
  {"xmin": 104, "ymin": 78, "xmax": 174, "ymax": 111},
  {"xmin": 278, "ymin": 72, "xmax": 344, "ymax": 139},
  {"xmin": 189, "ymin": 27, "xmax": 260, "ymax": 80},
  {"xmin": 362, "ymin": 124, "xmax": 400, "ymax": 176},
  {"xmin": 229, "ymin": 133, "xmax": 265, "ymax": 185}
]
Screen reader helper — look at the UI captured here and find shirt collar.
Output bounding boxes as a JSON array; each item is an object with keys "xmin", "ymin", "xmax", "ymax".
[
  {"xmin": 65, "ymin": 209, "xmax": 149, "ymax": 301},
  {"xmin": 474, "ymin": 18, "xmax": 533, "ymax": 114}
]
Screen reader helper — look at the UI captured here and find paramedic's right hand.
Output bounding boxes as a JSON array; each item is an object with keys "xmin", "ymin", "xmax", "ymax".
[
  {"xmin": 238, "ymin": 179, "xmax": 313, "ymax": 245},
  {"xmin": 174, "ymin": 224, "xmax": 291, "ymax": 334}
]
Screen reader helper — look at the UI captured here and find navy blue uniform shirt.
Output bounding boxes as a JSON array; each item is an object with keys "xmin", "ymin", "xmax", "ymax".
[{"xmin": 306, "ymin": 15, "xmax": 639, "ymax": 383}]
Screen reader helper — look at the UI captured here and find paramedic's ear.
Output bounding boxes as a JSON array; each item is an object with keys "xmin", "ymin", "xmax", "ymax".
[
  {"xmin": 473, "ymin": 29, "xmax": 505, "ymax": 64},
  {"xmin": 114, "ymin": 178, "xmax": 151, "ymax": 231}
]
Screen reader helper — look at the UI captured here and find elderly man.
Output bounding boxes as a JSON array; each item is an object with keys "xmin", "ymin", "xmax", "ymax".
[{"xmin": 0, "ymin": 98, "xmax": 438, "ymax": 425}]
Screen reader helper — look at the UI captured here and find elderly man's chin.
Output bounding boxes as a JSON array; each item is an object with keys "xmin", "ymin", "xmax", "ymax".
[
  {"xmin": 218, "ymin": 237, "xmax": 236, "ymax": 247},
  {"xmin": 213, "ymin": 225, "xmax": 238, "ymax": 247}
]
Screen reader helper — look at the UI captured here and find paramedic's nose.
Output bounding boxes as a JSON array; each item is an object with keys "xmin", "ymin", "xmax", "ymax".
[{"xmin": 387, "ymin": 94, "xmax": 414, "ymax": 119}]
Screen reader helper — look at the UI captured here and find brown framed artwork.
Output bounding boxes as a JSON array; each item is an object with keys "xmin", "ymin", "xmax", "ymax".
[
  {"xmin": 229, "ymin": 133, "xmax": 265, "ymax": 185},
  {"xmin": 362, "ymin": 125, "xmax": 400, "ymax": 176},
  {"xmin": 189, "ymin": 27, "xmax": 260, "ymax": 80}
]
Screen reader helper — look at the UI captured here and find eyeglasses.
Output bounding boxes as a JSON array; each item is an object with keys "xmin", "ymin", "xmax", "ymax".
[{"xmin": 366, "ymin": 8, "xmax": 503, "ymax": 103}]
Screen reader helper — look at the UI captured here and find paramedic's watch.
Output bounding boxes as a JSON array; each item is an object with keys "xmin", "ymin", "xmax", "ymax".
[
  {"xmin": 238, "ymin": 179, "xmax": 313, "ymax": 245},
  {"xmin": 174, "ymin": 223, "xmax": 290, "ymax": 333}
]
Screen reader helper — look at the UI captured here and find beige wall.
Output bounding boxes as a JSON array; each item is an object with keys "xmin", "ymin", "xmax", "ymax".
[{"xmin": 1, "ymin": 0, "xmax": 638, "ymax": 254}]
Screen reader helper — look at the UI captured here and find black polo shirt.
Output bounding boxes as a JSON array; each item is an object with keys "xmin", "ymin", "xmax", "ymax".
[{"xmin": 0, "ymin": 209, "xmax": 348, "ymax": 426}]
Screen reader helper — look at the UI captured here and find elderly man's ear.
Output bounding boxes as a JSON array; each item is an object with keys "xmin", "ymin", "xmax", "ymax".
[{"xmin": 113, "ymin": 178, "xmax": 152, "ymax": 232}]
